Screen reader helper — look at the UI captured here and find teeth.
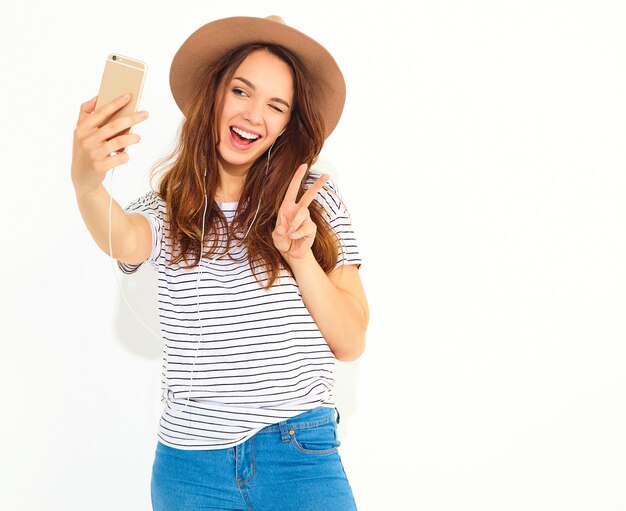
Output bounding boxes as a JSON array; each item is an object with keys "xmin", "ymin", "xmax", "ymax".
[{"xmin": 232, "ymin": 127, "xmax": 260, "ymax": 140}]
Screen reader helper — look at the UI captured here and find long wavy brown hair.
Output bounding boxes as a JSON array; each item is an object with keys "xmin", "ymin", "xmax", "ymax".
[{"xmin": 148, "ymin": 43, "xmax": 341, "ymax": 289}]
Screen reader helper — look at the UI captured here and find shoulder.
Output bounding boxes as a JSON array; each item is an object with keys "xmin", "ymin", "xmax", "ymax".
[{"xmin": 125, "ymin": 190, "xmax": 166, "ymax": 216}]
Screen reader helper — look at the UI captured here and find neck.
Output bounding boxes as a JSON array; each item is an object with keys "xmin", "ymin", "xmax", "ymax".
[{"xmin": 215, "ymin": 159, "xmax": 250, "ymax": 202}]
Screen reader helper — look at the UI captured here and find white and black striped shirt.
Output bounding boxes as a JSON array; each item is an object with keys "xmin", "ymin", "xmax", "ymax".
[{"xmin": 117, "ymin": 171, "xmax": 361, "ymax": 450}]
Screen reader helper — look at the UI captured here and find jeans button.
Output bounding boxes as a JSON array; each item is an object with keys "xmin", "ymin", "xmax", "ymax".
[{"xmin": 289, "ymin": 429, "xmax": 295, "ymax": 436}]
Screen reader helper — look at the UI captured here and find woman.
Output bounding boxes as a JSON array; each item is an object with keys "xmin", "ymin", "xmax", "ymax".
[{"xmin": 72, "ymin": 15, "xmax": 368, "ymax": 511}]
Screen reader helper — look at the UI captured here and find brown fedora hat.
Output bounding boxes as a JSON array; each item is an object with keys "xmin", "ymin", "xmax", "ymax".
[{"xmin": 169, "ymin": 15, "xmax": 346, "ymax": 139}]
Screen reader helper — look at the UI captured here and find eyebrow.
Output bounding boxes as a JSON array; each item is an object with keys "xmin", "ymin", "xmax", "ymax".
[{"xmin": 233, "ymin": 76, "xmax": 291, "ymax": 109}]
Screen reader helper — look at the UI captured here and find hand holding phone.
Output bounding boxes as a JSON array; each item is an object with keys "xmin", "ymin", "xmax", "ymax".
[{"xmin": 71, "ymin": 54, "xmax": 148, "ymax": 195}]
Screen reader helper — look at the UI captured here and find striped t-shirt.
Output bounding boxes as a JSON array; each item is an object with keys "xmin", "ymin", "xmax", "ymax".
[{"xmin": 117, "ymin": 171, "xmax": 362, "ymax": 450}]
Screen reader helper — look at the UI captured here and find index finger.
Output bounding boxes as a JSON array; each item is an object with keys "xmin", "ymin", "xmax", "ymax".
[
  {"xmin": 298, "ymin": 173, "xmax": 330, "ymax": 208},
  {"xmin": 284, "ymin": 163, "xmax": 308, "ymax": 204},
  {"xmin": 79, "ymin": 93, "xmax": 131, "ymax": 128}
]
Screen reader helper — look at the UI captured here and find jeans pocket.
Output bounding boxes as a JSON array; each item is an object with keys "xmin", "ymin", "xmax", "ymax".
[{"xmin": 290, "ymin": 420, "xmax": 340, "ymax": 455}]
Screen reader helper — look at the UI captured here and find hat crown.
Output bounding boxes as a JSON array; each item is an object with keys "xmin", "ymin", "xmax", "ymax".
[{"xmin": 266, "ymin": 15, "xmax": 285, "ymax": 24}]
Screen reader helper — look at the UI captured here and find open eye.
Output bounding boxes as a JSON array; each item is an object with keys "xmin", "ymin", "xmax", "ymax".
[{"xmin": 232, "ymin": 87, "xmax": 248, "ymax": 97}]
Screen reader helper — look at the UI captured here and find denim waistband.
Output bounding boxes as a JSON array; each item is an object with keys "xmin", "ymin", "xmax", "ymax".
[{"xmin": 256, "ymin": 406, "xmax": 340, "ymax": 434}]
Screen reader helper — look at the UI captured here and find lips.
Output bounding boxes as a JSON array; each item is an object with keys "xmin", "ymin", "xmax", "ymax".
[
  {"xmin": 231, "ymin": 126, "xmax": 261, "ymax": 141},
  {"xmin": 227, "ymin": 125, "xmax": 262, "ymax": 152}
]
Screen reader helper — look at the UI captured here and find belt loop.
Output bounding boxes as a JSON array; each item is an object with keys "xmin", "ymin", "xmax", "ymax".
[
  {"xmin": 335, "ymin": 406, "xmax": 341, "ymax": 424},
  {"xmin": 278, "ymin": 419, "xmax": 291, "ymax": 442}
]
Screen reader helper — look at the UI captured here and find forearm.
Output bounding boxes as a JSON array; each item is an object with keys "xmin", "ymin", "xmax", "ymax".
[
  {"xmin": 74, "ymin": 183, "xmax": 133, "ymax": 258},
  {"xmin": 286, "ymin": 250, "xmax": 367, "ymax": 361}
]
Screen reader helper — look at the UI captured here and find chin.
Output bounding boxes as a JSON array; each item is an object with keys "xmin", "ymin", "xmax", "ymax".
[{"xmin": 219, "ymin": 142, "xmax": 268, "ymax": 170}]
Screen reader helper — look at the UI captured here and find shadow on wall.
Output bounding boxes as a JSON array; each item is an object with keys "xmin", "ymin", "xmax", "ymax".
[
  {"xmin": 334, "ymin": 361, "xmax": 359, "ymax": 440},
  {"xmin": 113, "ymin": 263, "xmax": 162, "ymax": 360}
]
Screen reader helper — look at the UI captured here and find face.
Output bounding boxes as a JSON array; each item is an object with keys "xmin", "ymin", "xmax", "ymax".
[{"xmin": 217, "ymin": 49, "xmax": 294, "ymax": 173}]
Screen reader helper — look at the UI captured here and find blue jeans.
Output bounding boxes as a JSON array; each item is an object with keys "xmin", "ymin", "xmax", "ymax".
[{"xmin": 151, "ymin": 406, "xmax": 358, "ymax": 510}]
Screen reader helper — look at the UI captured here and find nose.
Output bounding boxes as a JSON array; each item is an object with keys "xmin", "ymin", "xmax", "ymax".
[{"xmin": 242, "ymin": 99, "xmax": 264, "ymax": 126}]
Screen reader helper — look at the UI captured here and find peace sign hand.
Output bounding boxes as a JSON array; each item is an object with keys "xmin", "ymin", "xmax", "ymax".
[{"xmin": 272, "ymin": 164, "xmax": 330, "ymax": 261}]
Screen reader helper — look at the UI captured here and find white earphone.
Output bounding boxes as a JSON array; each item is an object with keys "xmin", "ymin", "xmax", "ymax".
[{"xmin": 183, "ymin": 134, "xmax": 279, "ymax": 429}]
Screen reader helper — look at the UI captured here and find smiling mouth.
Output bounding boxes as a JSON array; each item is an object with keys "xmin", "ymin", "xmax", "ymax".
[{"xmin": 230, "ymin": 126, "xmax": 261, "ymax": 145}]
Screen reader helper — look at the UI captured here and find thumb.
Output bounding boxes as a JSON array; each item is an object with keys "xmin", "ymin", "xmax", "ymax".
[{"xmin": 275, "ymin": 223, "xmax": 287, "ymax": 237}]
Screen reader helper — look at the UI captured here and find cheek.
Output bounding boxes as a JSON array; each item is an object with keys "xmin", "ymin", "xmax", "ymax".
[
  {"xmin": 269, "ymin": 117, "xmax": 288, "ymax": 138},
  {"xmin": 219, "ymin": 98, "xmax": 237, "ymax": 125},
  {"xmin": 219, "ymin": 109, "xmax": 231, "ymax": 128}
]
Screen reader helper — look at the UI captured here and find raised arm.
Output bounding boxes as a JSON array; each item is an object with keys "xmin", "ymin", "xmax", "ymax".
[{"xmin": 272, "ymin": 164, "xmax": 369, "ymax": 361}]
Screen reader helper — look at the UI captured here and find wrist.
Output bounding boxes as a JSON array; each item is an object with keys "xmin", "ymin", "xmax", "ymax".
[
  {"xmin": 283, "ymin": 249, "xmax": 316, "ymax": 270},
  {"xmin": 73, "ymin": 182, "xmax": 103, "ymax": 200}
]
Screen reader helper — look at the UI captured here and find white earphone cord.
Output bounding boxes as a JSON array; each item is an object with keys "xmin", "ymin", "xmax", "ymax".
[{"xmin": 183, "ymin": 144, "xmax": 268, "ymax": 429}]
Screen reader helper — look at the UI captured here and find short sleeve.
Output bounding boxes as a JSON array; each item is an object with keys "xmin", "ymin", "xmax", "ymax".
[
  {"xmin": 308, "ymin": 170, "xmax": 362, "ymax": 269},
  {"xmin": 116, "ymin": 191, "xmax": 164, "ymax": 274}
]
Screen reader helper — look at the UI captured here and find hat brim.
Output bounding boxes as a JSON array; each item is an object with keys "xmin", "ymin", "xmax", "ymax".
[{"xmin": 169, "ymin": 16, "xmax": 346, "ymax": 139}]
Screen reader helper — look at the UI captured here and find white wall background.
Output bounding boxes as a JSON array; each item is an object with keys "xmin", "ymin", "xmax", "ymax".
[{"xmin": 2, "ymin": 0, "xmax": 626, "ymax": 509}]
